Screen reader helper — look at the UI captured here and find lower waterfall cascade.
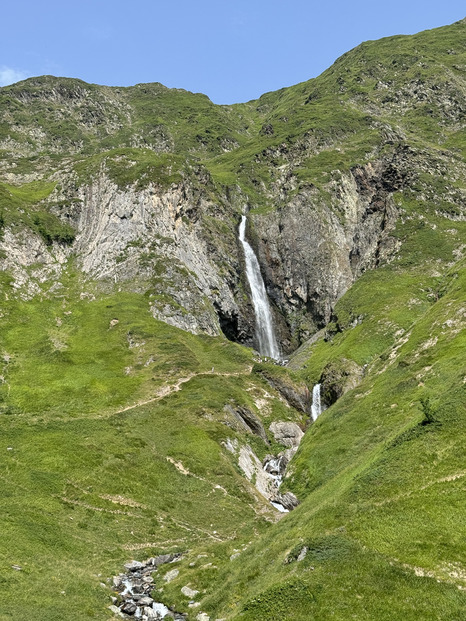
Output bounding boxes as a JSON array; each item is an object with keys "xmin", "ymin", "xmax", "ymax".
[{"xmin": 311, "ymin": 383, "xmax": 322, "ymax": 421}]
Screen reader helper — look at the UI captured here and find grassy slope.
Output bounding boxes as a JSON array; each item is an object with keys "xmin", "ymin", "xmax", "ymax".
[
  {"xmin": 1, "ymin": 21, "xmax": 464, "ymax": 212},
  {"xmin": 195, "ymin": 239, "xmax": 466, "ymax": 621},
  {"xmin": 0, "ymin": 271, "xmax": 308, "ymax": 620},
  {"xmin": 204, "ymin": 19, "xmax": 465, "ymax": 198},
  {"xmin": 2, "ymin": 253, "xmax": 461, "ymax": 620}
]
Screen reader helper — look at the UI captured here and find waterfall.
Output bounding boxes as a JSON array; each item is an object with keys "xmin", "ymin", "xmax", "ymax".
[
  {"xmin": 239, "ymin": 215, "xmax": 280, "ymax": 360},
  {"xmin": 311, "ymin": 383, "xmax": 322, "ymax": 421}
]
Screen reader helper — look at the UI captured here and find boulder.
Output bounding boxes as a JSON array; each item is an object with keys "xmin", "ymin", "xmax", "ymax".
[
  {"xmin": 124, "ymin": 560, "xmax": 145, "ymax": 572},
  {"xmin": 181, "ymin": 586, "xmax": 199, "ymax": 598},
  {"xmin": 164, "ymin": 569, "xmax": 179, "ymax": 583},
  {"xmin": 269, "ymin": 421, "xmax": 304, "ymax": 448},
  {"xmin": 149, "ymin": 553, "xmax": 181, "ymax": 567},
  {"xmin": 121, "ymin": 600, "xmax": 137, "ymax": 614}
]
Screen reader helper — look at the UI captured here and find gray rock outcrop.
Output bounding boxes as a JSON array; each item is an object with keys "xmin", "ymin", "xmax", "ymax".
[
  {"xmin": 223, "ymin": 404, "xmax": 269, "ymax": 443},
  {"xmin": 250, "ymin": 157, "xmax": 402, "ymax": 347},
  {"xmin": 269, "ymin": 421, "xmax": 304, "ymax": 448}
]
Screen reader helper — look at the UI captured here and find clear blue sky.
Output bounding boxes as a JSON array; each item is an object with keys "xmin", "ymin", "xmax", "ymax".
[{"xmin": 1, "ymin": 1, "xmax": 464, "ymax": 103}]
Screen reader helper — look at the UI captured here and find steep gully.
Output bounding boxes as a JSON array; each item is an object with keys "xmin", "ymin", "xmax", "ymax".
[
  {"xmin": 108, "ymin": 212, "xmax": 329, "ymax": 617},
  {"xmin": 238, "ymin": 214, "xmax": 321, "ymax": 511}
]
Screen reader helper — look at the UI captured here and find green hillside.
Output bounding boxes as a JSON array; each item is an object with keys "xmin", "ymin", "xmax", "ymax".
[{"xmin": 0, "ymin": 17, "xmax": 464, "ymax": 621}]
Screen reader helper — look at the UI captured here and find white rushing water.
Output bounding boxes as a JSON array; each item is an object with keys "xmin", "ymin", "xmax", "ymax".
[
  {"xmin": 239, "ymin": 215, "xmax": 280, "ymax": 360},
  {"xmin": 152, "ymin": 603, "xmax": 170, "ymax": 618},
  {"xmin": 271, "ymin": 501, "xmax": 289, "ymax": 513},
  {"xmin": 264, "ymin": 455, "xmax": 289, "ymax": 513},
  {"xmin": 311, "ymin": 383, "xmax": 322, "ymax": 421}
]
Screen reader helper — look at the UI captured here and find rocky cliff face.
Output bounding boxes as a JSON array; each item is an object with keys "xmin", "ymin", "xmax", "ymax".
[
  {"xmin": 250, "ymin": 155, "xmax": 403, "ymax": 349},
  {"xmin": 73, "ymin": 174, "xmax": 240, "ymax": 336},
  {"xmin": 0, "ymin": 170, "xmax": 258, "ymax": 340},
  {"xmin": 0, "ymin": 154, "xmax": 401, "ymax": 353},
  {"xmin": 0, "ymin": 136, "xmax": 462, "ymax": 356}
]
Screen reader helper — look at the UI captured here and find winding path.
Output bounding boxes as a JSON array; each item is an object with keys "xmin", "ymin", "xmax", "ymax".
[{"xmin": 113, "ymin": 367, "xmax": 253, "ymax": 416}]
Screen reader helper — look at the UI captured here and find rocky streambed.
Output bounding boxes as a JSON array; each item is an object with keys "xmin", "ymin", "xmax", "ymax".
[{"xmin": 109, "ymin": 554, "xmax": 185, "ymax": 620}]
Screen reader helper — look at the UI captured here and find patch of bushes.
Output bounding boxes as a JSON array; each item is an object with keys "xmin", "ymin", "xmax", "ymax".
[
  {"xmin": 420, "ymin": 395, "xmax": 438, "ymax": 425},
  {"xmin": 32, "ymin": 212, "xmax": 76, "ymax": 246}
]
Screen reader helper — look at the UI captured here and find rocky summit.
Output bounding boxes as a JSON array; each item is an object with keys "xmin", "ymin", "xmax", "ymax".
[{"xmin": 0, "ymin": 18, "xmax": 465, "ymax": 621}]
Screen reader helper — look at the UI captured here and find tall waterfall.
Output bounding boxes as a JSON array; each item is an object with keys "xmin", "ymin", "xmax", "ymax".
[
  {"xmin": 239, "ymin": 216, "xmax": 280, "ymax": 360},
  {"xmin": 311, "ymin": 384, "xmax": 322, "ymax": 421}
]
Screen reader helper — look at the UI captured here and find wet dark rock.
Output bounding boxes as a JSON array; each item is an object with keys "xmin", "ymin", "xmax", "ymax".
[
  {"xmin": 258, "ymin": 370, "xmax": 311, "ymax": 413},
  {"xmin": 320, "ymin": 358, "xmax": 364, "ymax": 406},
  {"xmin": 263, "ymin": 454, "xmax": 287, "ymax": 477},
  {"xmin": 121, "ymin": 601, "xmax": 137, "ymax": 614},
  {"xmin": 224, "ymin": 404, "xmax": 268, "ymax": 443}
]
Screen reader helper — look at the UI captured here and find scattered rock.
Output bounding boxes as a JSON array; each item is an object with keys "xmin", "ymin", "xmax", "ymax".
[
  {"xmin": 113, "ymin": 575, "xmax": 123, "ymax": 588},
  {"xmin": 164, "ymin": 569, "xmax": 179, "ymax": 583},
  {"xmin": 181, "ymin": 586, "xmax": 199, "ymax": 598},
  {"xmin": 260, "ymin": 123, "xmax": 274, "ymax": 136}
]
